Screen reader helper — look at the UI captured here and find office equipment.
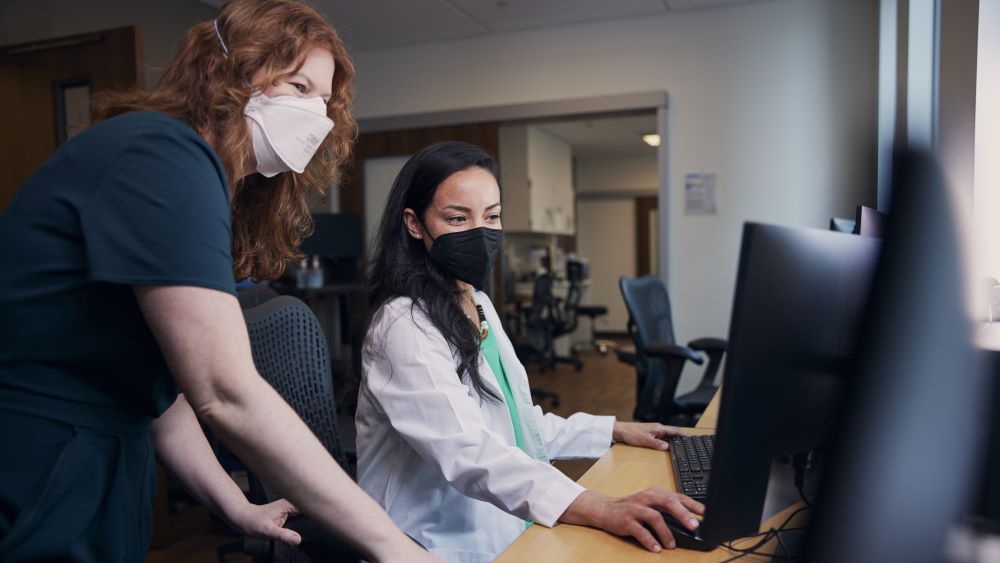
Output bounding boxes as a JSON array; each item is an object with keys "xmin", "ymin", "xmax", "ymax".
[
  {"xmin": 852, "ymin": 205, "xmax": 888, "ymax": 237},
  {"xmin": 970, "ymin": 347, "xmax": 1000, "ymax": 527},
  {"xmin": 567, "ymin": 256, "xmax": 611, "ymax": 355},
  {"xmin": 829, "ymin": 216, "xmax": 856, "ymax": 233},
  {"xmin": 300, "ymin": 213, "xmax": 363, "ymax": 259},
  {"xmin": 668, "ymin": 434, "xmax": 714, "ymax": 501},
  {"xmin": 239, "ymin": 296, "xmax": 361, "ymax": 563},
  {"xmin": 690, "ymin": 222, "xmax": 881, "ymax": 551},
  {"xmin": 619, "ymin": 275, "xmax": 727, "ymax": 425},
  {"xmin": 550, "ymin": 281, "xmax": 584, "ymax": 371},
  {"xmin": 299, "ymin": 213, "xmax": 363, "ymax": 284},
  {"xmin": 805, "ymin": 151, "xmax": 988, "ymax": 563},
  {"xmin": 511, "ymin": 273, "xmax": 561, "ymax": 406}
]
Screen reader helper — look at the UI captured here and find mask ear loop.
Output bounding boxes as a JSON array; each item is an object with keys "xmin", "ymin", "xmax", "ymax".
[{"xmin": 213, "ymin": 19, "xmax": 230, "ymax": 57}]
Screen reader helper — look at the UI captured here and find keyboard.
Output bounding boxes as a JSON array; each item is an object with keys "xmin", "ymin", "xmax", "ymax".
[{"xmin": 668, "ymin": 434, "xmax": 715, "ymax": 501}]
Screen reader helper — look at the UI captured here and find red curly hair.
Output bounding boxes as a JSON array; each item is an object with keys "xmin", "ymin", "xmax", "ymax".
[{"xmin": 92, "ymin": 0, "xmax": 356, "ymax": 280}]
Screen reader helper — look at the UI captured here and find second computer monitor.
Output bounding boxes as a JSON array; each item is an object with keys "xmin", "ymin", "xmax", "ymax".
[{"xmin": 697, "ymin": 222, "xmax": 882, "ymax": 547}]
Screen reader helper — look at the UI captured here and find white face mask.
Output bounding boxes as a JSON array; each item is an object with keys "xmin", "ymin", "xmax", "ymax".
[{"xmin": 244, "ymin": 92, "xmax": 334, "ymax": 178}]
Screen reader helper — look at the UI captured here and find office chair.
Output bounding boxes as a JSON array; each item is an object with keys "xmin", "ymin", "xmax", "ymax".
[
  {"xmin": 232, "ymin": 296, "xmax": 362, "ymax": 563},
  {"xmin": 549, "ymin": 281, "xmax": 584, "ymax": 372},
  {"xmin": 619, "ymin": 275, "xmax": 727, "ymax": 425},
  {"xmin": 236, "ymin": 283, "xmax": 280, "ymax": 309},
  {"xmin": 509, "ymin": 273, "xmax": 561, "ymax": 407}
]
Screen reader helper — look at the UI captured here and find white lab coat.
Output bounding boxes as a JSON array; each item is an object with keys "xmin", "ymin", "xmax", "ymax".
[{"xmin": 356, "ymin": 291, "xmax": 615, "ymax": 563}]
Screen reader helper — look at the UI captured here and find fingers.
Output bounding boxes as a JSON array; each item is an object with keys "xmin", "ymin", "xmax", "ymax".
[
  {"xmin": 626, "ymin": 519, "xmax": 664, "ymax": 553},
  {"xmin": 269, "ymin": 523, "xmax": 302, "ymax": 546},
  {"xmin": 637, "ymin": 508, "xmax": 677, "ymax": 551},
  {"xmin": 679, "ymin": 495, "xmax": 706, "ymax": 516},
  {"xmin": 650, "ymin": 424, "xmax": 687, "ymax": 437},
  {"xmin": 640, "ymin": 434, "xmax": 670, "ymax": 451},
  {"xmin": 663, "ymin": 498, "xmax": 701, "ymax": 531},
  {"xmin": 278, "ymin": 498, "xmax": 300, "ymax": 515},
  {"xmin": 644, "ymin": 489, "xmax": 701, "ymax": 531}
]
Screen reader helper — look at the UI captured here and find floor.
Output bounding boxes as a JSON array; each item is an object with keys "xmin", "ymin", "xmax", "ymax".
[{"xmin": 145, "ymin": 344, "xmax": 637, "ymax": 562}]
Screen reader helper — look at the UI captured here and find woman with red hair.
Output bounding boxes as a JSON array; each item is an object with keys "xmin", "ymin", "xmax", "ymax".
[{"xmin": 0, "ymin": 1, "xmax": 438, "ymax": 561}]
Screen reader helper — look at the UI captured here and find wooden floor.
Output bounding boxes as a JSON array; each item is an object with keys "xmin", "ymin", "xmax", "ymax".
[{"xmin": 145, "ymin": 344, "xmax": 637, "ymax": 562}]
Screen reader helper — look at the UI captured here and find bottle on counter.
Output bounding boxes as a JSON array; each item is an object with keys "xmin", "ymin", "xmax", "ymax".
[
  {"xmin": 295, "ymin": 257, "xmax": 309, "ymax": 288},
  {"xmin": 307, "ymin": 255, "xmax": 324, "ymax": 288}
]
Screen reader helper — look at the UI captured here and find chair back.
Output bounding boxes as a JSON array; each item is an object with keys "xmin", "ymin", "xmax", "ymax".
[
  {"xmin": 555, "ymin": 282, "xmax": 582, "ymax": 334},
  {"xmin": 237, "ymin": 283, "xmax": 280, "ymax": 309},
  {"xmin": 243, "ymin": 296, "xmax": 346, "ymax": 503},
  {"xmin": 619, "ymin": 275, "xmax": 677, "ymax": 350}
]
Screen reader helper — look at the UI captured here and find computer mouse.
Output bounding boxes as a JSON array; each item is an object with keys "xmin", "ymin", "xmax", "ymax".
[{"xmin": 654, "ymin": 512, "xmax": 715, "ymax": 552}]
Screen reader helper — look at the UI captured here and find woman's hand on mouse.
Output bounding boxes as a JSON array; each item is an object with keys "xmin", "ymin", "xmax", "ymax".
[
  {"xmin": 612, "ymin": 421, "xmax": 687, "ymax": 451},
  {"xmin": 560, "ymin": 488, "xmax": 705, "ymax": 552}
]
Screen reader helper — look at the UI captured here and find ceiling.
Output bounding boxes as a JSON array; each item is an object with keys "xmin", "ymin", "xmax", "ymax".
[
  {"xmin": 196, "ymin": 0, "xmax": 767, "ymax": 52},
  {"xmin": 532, "ymin": 113, "xmax": 658, "ymax": 158}
]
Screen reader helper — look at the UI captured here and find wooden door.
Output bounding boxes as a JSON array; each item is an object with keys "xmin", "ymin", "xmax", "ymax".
[{"xmin": 0, "ymin": 26, "xmax": 144, "ymax": 211}]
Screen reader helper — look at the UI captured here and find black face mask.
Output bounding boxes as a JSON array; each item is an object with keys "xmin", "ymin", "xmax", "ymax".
[{"xmin": 427, "ymin": 227, "xmax": 502, "ymax": 290}]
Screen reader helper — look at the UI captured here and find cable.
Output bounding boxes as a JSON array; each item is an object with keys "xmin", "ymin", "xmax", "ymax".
[
  {"xmin": 720, "ymin": 504, "xmax": 813, "ymax": 562},
  {"xmin": 797, "ymin": 484, "xmax": 814, "ymax": 507}
]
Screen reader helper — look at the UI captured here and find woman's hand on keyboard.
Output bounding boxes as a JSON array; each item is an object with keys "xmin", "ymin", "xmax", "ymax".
[{"xmin": 612, "ymin": 422, "xmax": 687, "ymax": 451}]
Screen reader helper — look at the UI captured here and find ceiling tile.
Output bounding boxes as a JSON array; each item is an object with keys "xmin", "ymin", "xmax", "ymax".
[
  {"xmin": 535, "ymin": 114, "xmax": 658, "ymax": 157},
  {"xmin": 664, "ymin": 0, "xmax": 761, "ymax": 11},
  {"xmin": 447, "ymin": 0, "xmax": 668, "ymax": 33},
  {"xmin": 307, "ymin": 0, "xmax": 490, "ymax": 51}
]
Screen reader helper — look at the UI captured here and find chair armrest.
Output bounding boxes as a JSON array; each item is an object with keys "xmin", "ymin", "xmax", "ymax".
[
  {"xmin": 576, "ymin": 305, "xmax": 609, "ymax": 317},
  {"xmin": 645, "ymin": 342, "xmax": 704, "ymax": 365},
  {"xmin": 615, "ymin": 346, "xmax": 637, "ymax": 366},
  {"xmin": 688, "ymin": 337, "xmax": 728, "ymax": 353}
]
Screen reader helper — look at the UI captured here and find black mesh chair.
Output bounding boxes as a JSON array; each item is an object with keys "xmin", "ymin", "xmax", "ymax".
[
  {"xmin": 509, "ymin": 273, "xmax": 560, "ymax": 407},
  {"xmin": 236, "ymin": 283, "xmax": 280, "ymax": 309},
  {"xmin": 237, "ymin": 296, "xmax": 362, "ymax": 563},
  {"xmin": 549, "ymin": 282, "xmax": 584, "ymax": 371},
  {"xmin": 619, "ymin": 275, "xmax": 727, "ymax": 425}
]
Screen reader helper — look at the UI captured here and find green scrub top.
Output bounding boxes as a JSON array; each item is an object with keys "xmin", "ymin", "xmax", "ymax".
[
  {"xmin": 479, "ymin": 318, "xmax": 525, "ymax": 450},
  {"xmin": 479, "ymin": 317, "xmax": 533, "ymax": 528},
  {"xmin": 0, "ymin": 111, "xmax": 235, "ymax": 561}
]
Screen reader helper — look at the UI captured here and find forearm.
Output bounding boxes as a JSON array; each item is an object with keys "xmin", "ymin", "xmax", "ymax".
[
  {"xmin": 197, "ymin": 374, "xmax": 410, "ymax": 561},
  {"xmin": 151, "ymin": 394, "xmax": 251, "ymax": 527},
  {"xmin": 133, "ymin": 285, "xmax": 420, "ymax": 562}
]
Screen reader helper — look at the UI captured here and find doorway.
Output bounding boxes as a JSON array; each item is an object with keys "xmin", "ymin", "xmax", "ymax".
[{"xmin": 0, "ymin": 26, "xmax": 144, "ymax": 210}]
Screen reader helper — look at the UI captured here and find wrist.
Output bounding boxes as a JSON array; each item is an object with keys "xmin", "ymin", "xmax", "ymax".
[
  {"xmin": 560, "ymin": 490, "xmax": 607, "ymax": 528},
  {"xmin": 612, "ymin": 421, "xmax": 623, "ymax": 443}
]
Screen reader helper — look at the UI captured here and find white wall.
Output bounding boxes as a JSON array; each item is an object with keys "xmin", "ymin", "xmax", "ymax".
[
  {"xmin": 0, "ymin": 0, "xmax": 215, "ymax": 87},
  {"xmin": 577, "ymin": 199, "xmax": 636, "ymax": 332},
  {"xmin": 574, "ymin": 154, "xmax": 659, "ymax": 333},
  {"xmin": 975, "ymin": 0, "xmax": 1000, "ymax": 282},
  {"xmin": 352, "ymin": 0, "xmax": 878, "ymax": 393},
  {"xmin": 364, "ymin": 156, "xmax": 410, "ymax": 250},
  {"xmin": 575, "ymin": 155, "xmax": 659, "ymax": 194}
]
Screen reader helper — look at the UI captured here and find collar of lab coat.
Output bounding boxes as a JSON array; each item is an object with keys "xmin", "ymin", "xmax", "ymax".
[{"xmin": 473, "ymin": 290, "xmax": 550, "ymax": 464}]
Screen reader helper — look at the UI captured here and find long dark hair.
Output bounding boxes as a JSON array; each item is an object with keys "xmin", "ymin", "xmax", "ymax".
[{"xmin": 355, "ymin": 141, "xmax": 501, "ymax": 403}]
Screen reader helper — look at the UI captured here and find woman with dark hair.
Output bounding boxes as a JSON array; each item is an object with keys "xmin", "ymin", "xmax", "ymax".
[
  {"xmin": 355, "ymin": 141, "xmax": 705, "ymax": 562},
  {"xmin": 0, "ymin": 1, "xmax": 438, "ymax": 561}
]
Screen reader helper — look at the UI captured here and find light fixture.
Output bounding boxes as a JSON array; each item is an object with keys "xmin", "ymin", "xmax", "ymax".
[{"xmin": 642, "ymin": 133, "xmax": 660, "ymax": 147}]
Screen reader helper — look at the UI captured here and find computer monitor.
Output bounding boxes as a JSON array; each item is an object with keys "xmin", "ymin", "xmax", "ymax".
[
  {"xmin": 299, "ymin": 213, "xmax": 363, "ymax": 259},
  {"xmin": 852, "ymin": 205, "xmax": 888, "ymax": 238},
  {"xmin": 692, "ymin": 222, "xmax": 882, "ymax": 548},
  {"xmin": 970, "ymin": 347, "xmax": 1000, "ymax": 527},
  {"xmin": 804, "ymin": 151, "xmax": 989, "ymax": 563}
]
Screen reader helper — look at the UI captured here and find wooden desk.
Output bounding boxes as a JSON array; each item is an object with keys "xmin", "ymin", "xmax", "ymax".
[{"xmin": 497, "ymin": 389, "xmax": 803, "ymax": 562}]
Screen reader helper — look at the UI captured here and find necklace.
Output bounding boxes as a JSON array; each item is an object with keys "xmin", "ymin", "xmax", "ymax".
[{"xmin": 467, "ymin": 288, "xmax": 489, "ymax": 341}]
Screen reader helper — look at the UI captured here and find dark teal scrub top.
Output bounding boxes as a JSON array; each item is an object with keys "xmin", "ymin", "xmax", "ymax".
[{"xmin": 0, "ymin": 111, "xmax": 235, "ymax": 561}]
